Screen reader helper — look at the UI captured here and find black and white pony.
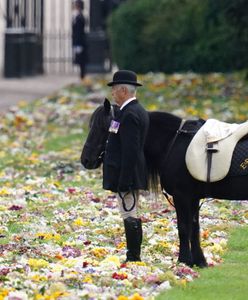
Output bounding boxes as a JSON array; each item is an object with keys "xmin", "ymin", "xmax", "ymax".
[{"xmin": 81, "ymin": 99, "xmax": 248, "ymax": 267}]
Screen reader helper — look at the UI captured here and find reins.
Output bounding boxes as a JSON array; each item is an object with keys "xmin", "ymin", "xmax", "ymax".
[
  {"xmin": 84, "ymin": 142, "xmax": 106, "ymax": 161},
  {"xmin": 159, "ymin": 119, "xmax": 187, "ymax": 209},
  {"xmin": 118, "ymin": 190, "xmax": 137, "ymax": 212},
  {"xmin": 162, "ymin": 189, "xmax": 175, "ymax": 207},
  {"xmin": 163, "ymin": 119, "xmax": 186, "ymax": 165},
  {"xmin": 162, "ymin": 189, "xmax": 214, "ymax": 215}
]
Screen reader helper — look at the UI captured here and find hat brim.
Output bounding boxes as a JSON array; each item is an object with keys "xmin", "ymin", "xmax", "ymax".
[{"xmin": 107, "ymin": 80, "xmax": 142, "ymax": 87}]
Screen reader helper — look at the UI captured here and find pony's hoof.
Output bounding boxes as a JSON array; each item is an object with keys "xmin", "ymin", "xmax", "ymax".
[
  {"xmin": 197, "ymin": 262, "xmax": 208, "ymax": 268},
  {"xmin": 178, "ymin": 258, "xmax": 193, "ymax": 267},
  {"xmin": 193, "ymin": 260, "xmax": 208, "ymax": 268}
]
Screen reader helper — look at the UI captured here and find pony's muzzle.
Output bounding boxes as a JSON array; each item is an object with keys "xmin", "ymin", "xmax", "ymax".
[{"xmin": 81, "ymin": 158, "xmax": 102, "ymax": 170}]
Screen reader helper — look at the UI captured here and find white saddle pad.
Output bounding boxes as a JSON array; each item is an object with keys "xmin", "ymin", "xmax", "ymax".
[{"xmin": 186, "ymin": 119, "xmax": 248, "ymax": 182}]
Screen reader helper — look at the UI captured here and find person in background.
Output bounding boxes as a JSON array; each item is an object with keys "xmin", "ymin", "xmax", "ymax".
[
  {"xmin": 72, "ymin": 0, "xmax": 88, "ymax": 83},
  {"xmin": 103, "ymin": 70, "xmax": 150, "ymax": 262}
]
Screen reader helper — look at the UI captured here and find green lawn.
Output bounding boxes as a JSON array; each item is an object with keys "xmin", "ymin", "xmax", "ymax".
[{"xmin": 157, "ymin": 225, "xmax": 248, "ymax": 300}]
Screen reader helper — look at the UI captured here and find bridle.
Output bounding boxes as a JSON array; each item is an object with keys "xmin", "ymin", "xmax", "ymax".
[
  {"xmin": 85, "ymin": 104, "xmax": 117, "ymax": 162},
  {"xmin": 83, "ymin": 142, "xmax": 106, "ymax": 162}
]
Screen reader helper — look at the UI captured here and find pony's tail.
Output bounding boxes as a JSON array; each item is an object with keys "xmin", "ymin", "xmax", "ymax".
[{"xmin": 146, "ymin": 161, "xmax": 160, "ymax": 195}]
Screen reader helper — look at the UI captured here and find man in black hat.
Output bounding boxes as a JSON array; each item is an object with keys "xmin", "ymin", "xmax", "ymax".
[{"xmin": 103, "ymin": 70, "xmax": 149, "ymax": 262}]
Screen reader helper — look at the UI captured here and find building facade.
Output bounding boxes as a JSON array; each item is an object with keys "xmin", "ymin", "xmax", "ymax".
[{"xmin": 0, "ymin": 0, "xmax": 121, "ymax": 77}]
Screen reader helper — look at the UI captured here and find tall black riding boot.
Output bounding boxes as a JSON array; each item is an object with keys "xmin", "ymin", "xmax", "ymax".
[{"xmin": 124, "ymin": 217, "xmax": 143, "ymax": 262}]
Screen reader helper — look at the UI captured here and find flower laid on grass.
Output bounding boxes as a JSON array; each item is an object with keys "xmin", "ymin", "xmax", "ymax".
[
  {"xmin": 28, "ymin": 258, "xmax": 49, "ymax": 269},
  {"xmin": 0, "ymin": 73, "xmax": 247, "ymax": 299}
]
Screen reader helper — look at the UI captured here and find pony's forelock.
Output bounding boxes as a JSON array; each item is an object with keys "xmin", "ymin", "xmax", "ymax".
[{"xmin": 89, "ymin": 106, "xmax": 106, "ymax": 128}]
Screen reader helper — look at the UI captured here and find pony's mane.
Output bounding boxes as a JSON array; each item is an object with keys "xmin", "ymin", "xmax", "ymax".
[
  {"xmin": 148, "ymin": 111, "xmax": 182, "ymax": 131},
  {"xmin": 146, "ymin": 111, "xmax": 182, "ymax": 193}
]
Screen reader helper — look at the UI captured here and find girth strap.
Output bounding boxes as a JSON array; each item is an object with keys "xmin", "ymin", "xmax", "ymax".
[{"xmin": 206, "ymin": 142, "xmax": 219, "ymax": 183}]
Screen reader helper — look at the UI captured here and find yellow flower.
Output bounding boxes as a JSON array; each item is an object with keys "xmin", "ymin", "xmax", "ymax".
[
  {"xmin": 116, "ymin": 242, "xmax": 126, "ymax": 250},
  {"xmin": 62, "ymin": 240, "xmax": 76, "ymax": 246},
  {"xmin": 73, "ymin": 217, "xmax": 89, "ymax": 227},
  {"xmin": 101, "ymin": 256, "xmax": 120, "ymax": 267},
  {"xmin": 61, "ymin": 258, "xmax": 77, "ymax": 267},
  {"xmin": 74, "ymin": 175, "xmax": 81, "ymax": 182},
  {"xmin": 83, "ymin": 275, "xmax": 93, "ymax": 284},
  {"xmin": 158, "ymin": 219, "xmax": 169, "ymax": 225},
  {"xmin": 158, "ymin": 241, "xmax": 170, "ymax": 249},
  {"xmin": 50, "ymin": 291, "xmax": 70, "ymax": 299},
  {"xmin": 0, "ymin": 205, "xmax": 7, "ymax": 211},
  {"xmin": 91, "ymin": 247, "xmax": 108, "ymax": 258},
  {"xmin": 43, "ymin": 193, "xmax": 53, "ymax": 199},
  {"xmin": 128, "ymin": 261, "xmax": 146, "ymax": 267},
  {"xmin": 210, "ymin": 243, "xmax": 224, "ymax": 254},
  {"xmin": 178, "ymin": 279, "xmax": 187, "ymax": 287},
  {"xmin": 23, "ymin": 185, "xmax": 33, "ymax": 192},
  {"xmin": 185, "ymin": 107, "xmax": 198, "ymax": 116},
  {"xmin": 28, "ymin": 258, "xmax": 49, "ymax": 269},
  {"xmin": 0, "ymin": 188, "xmax": 10, "ymax": 196},
  {"xmin": 34, "ymin": 294, "xmax": 44, "ymax": 300},
  {"xmin": 147, "ymin": 104, "xmax": 158, "ymax": 111},
  {"xmin": 58, "ymin": 96, "xmax": 70, "ymax": 104},
  {"xmin": 26, "ymin": 119, "xmax": 34, "ymax": 126},
  {"xmin": 130, "ymin": 293, "xmax": 144, "ymax": 300},
  {"xmin": 35, "ymin": 291, "xmax": 70, "ymax": 300},
  {"xmin": 154, "ymin": 219, "xmax": 170, "ymax": 234},
  {"xmin": 117, "ymin": 296, "xmax": 128, "ymax": 300},
  {"xmin": 27, "ymin": 153, "xmax": 39, "ymax": 163},
  {"xmin": 31, "ymin": 274, "xmax": 47, "ymax": 282},
  {"xmin": 36, "ymin": 232, "xmax": 61, "ymax": 241},
  {"xmin": 53, "ymin": 181, "xmax": 61, "ymax": 188},
  {"xmin": 0, "ymin": 288, "xmax": 9, "ymax": 299}
]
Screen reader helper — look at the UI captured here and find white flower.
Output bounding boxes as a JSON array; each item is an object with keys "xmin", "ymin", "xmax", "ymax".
[{"xmin": 7, "ymin": 291, "xmax": 28, "ymax": 300}]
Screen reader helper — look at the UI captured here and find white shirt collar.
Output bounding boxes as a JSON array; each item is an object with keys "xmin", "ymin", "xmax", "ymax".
[{"xmin": 120, "ymin": 97, "xmax": 136, "ymax": 110}]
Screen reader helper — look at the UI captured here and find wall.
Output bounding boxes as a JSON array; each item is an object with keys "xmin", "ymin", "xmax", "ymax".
[{"xmin": 0, "ymin": 0, "xmax": 6, "ymax": 75}]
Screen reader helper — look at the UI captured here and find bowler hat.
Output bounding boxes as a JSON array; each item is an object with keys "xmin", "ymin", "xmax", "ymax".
[{"xmin": 107, "ymin": 70, "xmax": 142, "ymax": 86}]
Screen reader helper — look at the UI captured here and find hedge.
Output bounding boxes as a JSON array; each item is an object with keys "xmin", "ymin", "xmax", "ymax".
[{"xmin": 108, "ymin": 0, "xmax": 248, "ymax": 73}]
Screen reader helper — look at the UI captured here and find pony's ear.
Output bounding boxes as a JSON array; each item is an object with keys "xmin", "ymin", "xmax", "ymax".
[{"xmin": 104, "ymin": 98, "xmax": 111, "ymax": 114}]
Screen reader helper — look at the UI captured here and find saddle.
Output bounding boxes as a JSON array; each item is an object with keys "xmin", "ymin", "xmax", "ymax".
[{"xmin": 185, "ymin": 119, "xmax": 248, "ymax": 182}]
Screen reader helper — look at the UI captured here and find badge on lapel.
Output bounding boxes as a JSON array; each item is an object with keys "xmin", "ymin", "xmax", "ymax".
[{"xmin": 109, "ymin": 120, "xmax": 120, "ymax": 133}]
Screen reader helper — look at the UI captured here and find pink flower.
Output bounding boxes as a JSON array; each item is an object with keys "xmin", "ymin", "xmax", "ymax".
[
  {"xmin": 9, "ymin": 205, "xmax": 23, "ymax": 211},
  {"xmin": 0, "ymin": 267, "xmax": 10, "ymax": 276},
  {"xmin": 68, "ymin": 188, "xmax": 76, "ymax": 194}
]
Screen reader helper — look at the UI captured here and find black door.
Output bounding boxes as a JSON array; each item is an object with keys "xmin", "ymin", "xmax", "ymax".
[{"xmin": 4, "ymin": 0, "xmax": 43, "ymax": 77}]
